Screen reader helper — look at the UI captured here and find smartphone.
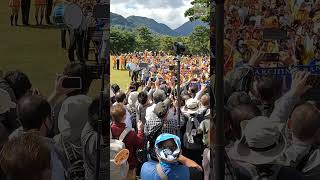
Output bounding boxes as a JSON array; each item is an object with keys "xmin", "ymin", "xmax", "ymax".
[
  {"xmin": 62, "ymin": 77, "xmax": 82, "ymax": 89},
  {"xmin": 263, "ymin": 28, "xmax": 287, "ymax": 40}
]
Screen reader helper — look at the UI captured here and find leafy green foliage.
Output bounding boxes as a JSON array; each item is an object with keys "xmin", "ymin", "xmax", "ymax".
[
  {"xmin": 110, "ymin": 25, "xmax": 210, "ymax": 55},
  {"xmin": 184, "ymin": 0, "xmax": 212, "ymax": 23}
]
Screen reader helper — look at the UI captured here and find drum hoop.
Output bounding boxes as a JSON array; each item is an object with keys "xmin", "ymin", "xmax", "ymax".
[{"xmin": 64, "ymin": 3, "xmax": 84, "ymax": 29}]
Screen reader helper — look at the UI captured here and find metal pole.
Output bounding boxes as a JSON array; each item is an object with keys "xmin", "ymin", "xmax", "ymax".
[
  {"xmin": 95, "ymin": 2, "xmax": 110, "ymax": 179},
  {"xmin": 213, "ymin": 0, "xmax": 225, "ymax": 180},
  {"xmin": 176, "ymin": 55, "xmax": 181, "ymax": 130}
]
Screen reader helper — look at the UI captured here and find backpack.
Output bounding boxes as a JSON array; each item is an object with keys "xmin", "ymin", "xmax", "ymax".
[
  {"xmin": 183, "ymin": 115, "xmax": 203, "ymax": 150},
  {"xmin": 61, "ymin": 137, "xmax": 85, "ymax": 180},
  {"xmin": 110, "ymin": 128, "xmax": 131, "ymax": 180}
]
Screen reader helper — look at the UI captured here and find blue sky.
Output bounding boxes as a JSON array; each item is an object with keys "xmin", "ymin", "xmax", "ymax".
[{"xmin": 110, "ymin": 0, "xmax": 193, "ymax": 29}]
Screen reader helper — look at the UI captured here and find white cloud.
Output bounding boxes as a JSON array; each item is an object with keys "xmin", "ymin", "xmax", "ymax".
[{"xmin": 110, "ymin": 0, "xmax": 193, "ymax": 29}]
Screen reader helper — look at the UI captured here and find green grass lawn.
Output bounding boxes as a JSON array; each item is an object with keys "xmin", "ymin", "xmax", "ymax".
[{"xmin": 110, "ymin": 61, "xmax": 131, "ymax": 91}]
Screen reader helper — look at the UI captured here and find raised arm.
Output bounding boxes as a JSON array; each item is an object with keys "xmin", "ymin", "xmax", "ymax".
[{"xmin": 270, "ymin": 71, "xmax": 311, "ymax": 123}]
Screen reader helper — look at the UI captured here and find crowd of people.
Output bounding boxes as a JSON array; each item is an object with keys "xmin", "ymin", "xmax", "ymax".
[
  {"xmin": 224, "ymin": 0, "xmax": 320, "ymax": 72},
  {"xmin": 112, "ymin": 51, "xmax": 210, "ymax": 85},
  {"xmin": 0, "ymin": 63, "xmax": 109, "ymax": 180},
  {"xmin": 110, "ymin": 49, "xmax": 320, "ymax": 180}
]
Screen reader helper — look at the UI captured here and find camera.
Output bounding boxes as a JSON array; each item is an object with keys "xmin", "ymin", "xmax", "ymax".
[{"xmin": 173, "ymin": 42, "xmax": 186, "ymax": 56}]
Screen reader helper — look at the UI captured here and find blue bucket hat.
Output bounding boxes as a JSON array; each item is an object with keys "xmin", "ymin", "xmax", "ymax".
[{"xmin": 155, "ymin": 133, "xmax": 181, "ymax": 162}]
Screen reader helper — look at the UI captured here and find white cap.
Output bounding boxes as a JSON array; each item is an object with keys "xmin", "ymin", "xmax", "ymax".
[{"xmin": 0, "ymin": 89, "xmax": 16, "ymax": 114}]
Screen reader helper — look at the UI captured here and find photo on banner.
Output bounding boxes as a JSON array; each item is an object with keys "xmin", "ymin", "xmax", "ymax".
[{"xmin": 110, "ymin": 0, "xmax": 211, "ymax": 179}]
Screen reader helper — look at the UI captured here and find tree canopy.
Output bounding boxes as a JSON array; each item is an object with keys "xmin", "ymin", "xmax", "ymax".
[{"xmin": 110, "ymin": 25, "xmax": 210, "ymax": 55}]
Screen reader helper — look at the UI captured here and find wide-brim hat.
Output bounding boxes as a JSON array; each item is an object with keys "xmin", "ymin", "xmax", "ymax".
[
  {"xmin": 232, "ymin": 116, "xmax": 286, "ymax": 165},
  {"xmin": 181, "ymin": 98, "xmax": 200, "ymax": 115}
]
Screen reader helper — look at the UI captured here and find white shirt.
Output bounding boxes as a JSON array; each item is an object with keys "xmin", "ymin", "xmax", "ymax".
[
  {"xmin": 145, "ymin": 103, "xmax": 156, "ymax": 122},
  {"xmin": 113, "ymin": 102, "xmax": 132, "ymax": 129}
]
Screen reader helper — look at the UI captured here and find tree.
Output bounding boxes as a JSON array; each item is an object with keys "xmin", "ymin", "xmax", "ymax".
[
  {"xmin": 110, "ymin": 27, "xmax": 136, "ymax": 54},
  {"xmin": 159, "ymin": 36, "xmax": 175, "ymax": 54},
  {"xmin": 184, "ymin": 0, "xmax": 212, "ymax": 23},
  {"xmin": 135, "ymin": 26, "xmax": 155, "ymax": 51},
  {"xmin": 188, "ymin": 26, "xmax": 210, "ymax": 55}
]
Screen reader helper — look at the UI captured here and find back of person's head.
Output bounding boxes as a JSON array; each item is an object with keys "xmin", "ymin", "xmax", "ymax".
[
  {"xmin": 63, "ymin": 63, "xmax": 92, "ymax": 96},
  {"xmin": 88, "ymin": 95, "xmax": 108, "ymax": 136},
  {"xmin": 188, "ymin": 85, "xmax": 198, "ymax": 97},
  {"xmin": 0, "ymin": 133, "xmax": 51, "ymax": 180},
  {"xmin": 200, "ymin": 94, "xmax": 210, "ymax": 107},
  {"xmin": 154, "ymin": 102, "xmax": 169, "ymax": 119},
  {"xmin": 290, "ymin": 103, "xmax": 320, "ymax": 144},
  {"xmin": 4, "ymin": 70, "xmax": 32, "ymax": 100},
  {"xmin": 153, "ymin": 89, "xmax": 166, "ymax": 104},
  {"xmin": 230, "ymin": 104, "xmax": 261, "ymax": 140},
  {"xmin": 115, "ymin": 92, "xmax": 126, "ymax": 103},
  {"xmin": 252, "ymin": 76, "xmax": 282, "ymax": 103},
  {"xmin": 18, "ymin": 95, "xmax": 51, "ymax": 131},
  {"xmin": 111, "ymin": 84, "xmax": 120, "ymax": 94},
  {"xmin": 181, "ymin": 95, "xmax": 191, "ymax": 107},
  {"xmin": 138, "ymin": 91, "xmax": 148, "ymax": 105},
  {"xmin": 111, "ymin": 104, "xmax": 126, "ymax": 123}
]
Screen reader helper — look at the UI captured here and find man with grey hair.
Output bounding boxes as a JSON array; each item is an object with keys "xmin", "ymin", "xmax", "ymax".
[{"xmin": 145, "ymin": 89, "xmax": 166, "ymax": 122}]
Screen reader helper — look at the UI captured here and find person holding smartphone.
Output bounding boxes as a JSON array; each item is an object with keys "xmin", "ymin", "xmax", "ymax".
[{"xmin": 48, "ymin": 63, "xmax": 93, "ymax": 159}]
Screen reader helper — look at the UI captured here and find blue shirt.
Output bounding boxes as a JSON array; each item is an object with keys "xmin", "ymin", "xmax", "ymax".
[{"xmin": 140, "ymin": 161, "xmax": 190, "ymax": 180}]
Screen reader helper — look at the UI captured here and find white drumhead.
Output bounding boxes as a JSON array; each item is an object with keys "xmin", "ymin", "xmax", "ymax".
[{"xmin": 64, "ymin": 3, "xmax": 83, "ymax": 29}]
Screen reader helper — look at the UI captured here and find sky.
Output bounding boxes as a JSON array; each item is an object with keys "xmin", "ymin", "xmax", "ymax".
[{"xmin": 110, "ymin": 0, "xmax": 193, "ymax": 29}]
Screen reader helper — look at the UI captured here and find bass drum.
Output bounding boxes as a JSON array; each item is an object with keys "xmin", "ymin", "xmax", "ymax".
[{"xmin": 52, "ymin": 3, "xmax": 83, "ymax": 29}]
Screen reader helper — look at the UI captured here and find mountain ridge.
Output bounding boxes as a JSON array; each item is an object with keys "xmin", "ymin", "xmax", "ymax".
[{"xmin": 110, "ymin": 12, "xmax": 208, "ymax": 36}]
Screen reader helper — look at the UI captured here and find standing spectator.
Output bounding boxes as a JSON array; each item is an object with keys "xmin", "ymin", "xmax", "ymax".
[
  {"xmin": 35, "ymin": 0, "xmax": 46, "ymax": 25},
  {"xmin": 81, "ymin": 96, "xmax": 108, "ymax": 180},
  {"xmin": 0, "ymin": 70, "xmax": 34, "ymax": 134},
  {"xmin": 136, "ymin": 91, "xmax": 150, "ymax": 124},
  {"xmin": 113, "ymin": 91, "xmax": 132, "ymax": 129},
  {"xmin": 0, "ymin": 134, "xmax": 52, "ymax": 180},
  {"xmin": 21, "ymin": 0, "xmax": 31, "ymax": 25},
  {"xmin": 111, "ymin": 104, "xmax": 144, "ymax": 180},
  {"xmin": 144, "ymin": 100, "xmax": 180, "ymax": 161},
  {"xmin": 8, "ymin": 0, "xmax": 20, "ymax": 26},
  {"xmin": 145, "ymin": 89, "xmax": 166, "ymax": 122},
  {"xmin": 127, "ymin": 91, "xmax": 138, "ymax": 129},
  {"xmin": 140, "ymin": 133, "xmax": 190, "ymax": 180},
  {"xmin": 3, "ymin": 70, "xmax": 32, "ymax": 101},
  {"xmin": 8, "ymin": 95, "xmax": 68, "ymax": 180},
  {"xmin": 52, "ymin": 63, "xmax": 92, "ymax": 154}
]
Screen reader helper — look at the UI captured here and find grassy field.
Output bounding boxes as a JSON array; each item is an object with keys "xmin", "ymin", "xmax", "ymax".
[{"xmin": 110, "ymin": 60, "xmax": 131, "ymax": 91}]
